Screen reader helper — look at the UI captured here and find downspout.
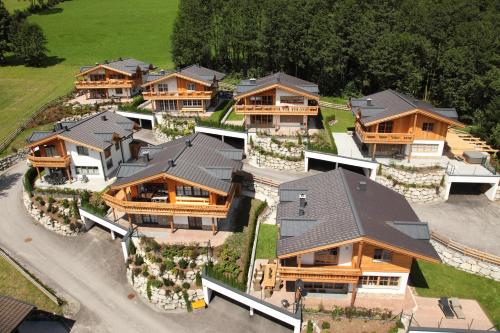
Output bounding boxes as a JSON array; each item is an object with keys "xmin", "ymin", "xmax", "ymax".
[{"xmin": 99, "ymin": 151, "xmax": 108, "ymax": 181}]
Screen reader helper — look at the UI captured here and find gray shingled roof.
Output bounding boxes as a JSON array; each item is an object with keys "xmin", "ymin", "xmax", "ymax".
[
  {"xmin": 235, "ymin": 72, "xmax": 319, "ymax": 97},
  {"xmin": 80, "ymin": 58, "xmax": 152, "ymax": 75},
  {"xmin": 112, "ymin": 133, "xmax": 243, "ymax": 193},
  {"xmin": 0, "ymin": 295, "xmax": 35, "ymax": 333},
  {"xmin": 27, "ymin": 111, "xmax": 136, "ymax": 150},
  {"xmin": 276, "ymin": 169, "xmax": 439, "ymax": 261},
  {"xmin": 351, "ymin": 89, "xmax": 458, "ymax": 125},
  {"xmin": 143, "ymin": 65, "xmax": 225, "ymax": 85}
]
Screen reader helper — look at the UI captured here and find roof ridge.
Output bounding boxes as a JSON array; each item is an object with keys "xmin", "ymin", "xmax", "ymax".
[
  {"xmin": 164, "ymin": 133, "xmax": 200, "ymax": 172},
  {"xmin": 388, "ymin": 89, "xmax": 416, "ymax": 108},
  {"xmin": 338, "ymin": 168, "xmax": 364, "ymax": 236},
  {"xmin": 61, "ymin": 111, "xmax": 107, "ymax": 133}
]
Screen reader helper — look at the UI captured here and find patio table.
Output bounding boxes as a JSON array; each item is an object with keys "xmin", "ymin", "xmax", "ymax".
[{"xmin": 262, "ymin": 263, "xmax": 278, "ymax": 289}]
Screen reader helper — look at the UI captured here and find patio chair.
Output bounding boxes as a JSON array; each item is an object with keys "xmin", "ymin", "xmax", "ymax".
[
  {"xmin": 264, "ymin": 288, "xmax": 273, "ymax": 298},
  {"xmin": 438, "ymin": 297, "xmax": 455, "ymax": 319},
  {"xmin": 450, "ymin": 298, "xmax": 465, "ymax": 319},
  {"xmin": 273, "ymin": 279, "xmax": 282, "ymax": 292},
  {"xmin": 253, "ymin": 281, "xmax": 262, "ymax": 292}
]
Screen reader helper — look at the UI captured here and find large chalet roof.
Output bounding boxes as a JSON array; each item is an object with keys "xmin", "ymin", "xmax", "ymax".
[
  {"xmin": 143, "ymin": 64, "xmax": 226, "ymax": 86},
  {"xmin": 78, "ymin": 58, "xmax": 152, "ymax": 76},
  {"xmin": 27, "ymin": 111, "xmax": 136, "ymax": 151},
  {"xmin": 235, "ymin": 72, "xmax": 319, "ymax": 98},
  {"xmin": 351, "ymin": 89, "xmax": 461, "ymax": 126},
  {"xmin": 112, "ymin": 133, "xmax": 243, "ymax": 194},
  {"xmin": 0, "ymin": 295, "xmax": 35, "ymax": 333},
  {"xmin": 276, "ymin": 168, "xmax": 439, "ymax": 261}
]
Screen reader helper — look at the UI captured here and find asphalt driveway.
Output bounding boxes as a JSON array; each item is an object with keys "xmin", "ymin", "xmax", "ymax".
[
  {"xmin": 0, "ymin": 162, "xmax": 291, "ymax": 333},
  {"xmin": 411, "ymin": 194, "xmax": 500, "ymax": 256}
]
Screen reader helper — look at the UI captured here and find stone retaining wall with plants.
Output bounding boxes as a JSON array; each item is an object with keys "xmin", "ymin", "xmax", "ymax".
[
  {"xmin": 154, "ymin": 116, "xmax": 195, "ymax": 142},
  {"xmin": 248, "ymin": 136, "xmax": 304, "ymax": 171},
  {"xmin": 0, "ymin": 148, "xmax": 30, "ymax": 171}
]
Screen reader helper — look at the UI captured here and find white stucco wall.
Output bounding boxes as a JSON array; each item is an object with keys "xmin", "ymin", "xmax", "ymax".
[
  {"xmin": 357, "ymin": 272, "xmax": 409, "ymax": 294},
  {"xmin": 275, "ymin": 88, "xmax": 309, "ymax": 106},
  {"xmin": 103, "ymin": 142, "xmax": 125, "ymax": 177},
  {"xmin": 153, "ymin": 77, "xmax": 178, "ymax": 92},
  {"xmin": 202, "ymin": 217, "xmax": 213, "ymax": 226},
  {"xmin": 66, "ymin": 142, "xmax": 104, "ymax": 180},
  {"xmin": 301, "ymin": 253, "xmax": 315, "ymax": 265},
  {"xmin": 338, "ymin": 244, "xmax": 353, "ymax": 266}
]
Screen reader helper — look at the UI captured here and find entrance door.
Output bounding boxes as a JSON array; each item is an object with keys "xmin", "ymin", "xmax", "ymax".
[{"xmin": 188, "ymin": 216, "xmax": 203, "ymax": 230}]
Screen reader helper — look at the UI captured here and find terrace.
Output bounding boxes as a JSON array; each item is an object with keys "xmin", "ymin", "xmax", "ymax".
[
  {"xmin": 142, "ymin": 90, "xmax": 214, "ymax": 100},
  {"xmin": 235, "ymin": 105, "xmax": 319, "ymax": 115},
  {"xmin": 355, "ymin": 122, "xmax": 414, "ymax": 144}
]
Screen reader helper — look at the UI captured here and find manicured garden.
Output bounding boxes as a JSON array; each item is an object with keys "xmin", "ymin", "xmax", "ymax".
[
  {"xmin": 0, "ymin": 0, "xmax": 179, "ymax": 146},
  {"xmin": 412, "ymin": 260, "xmax": 500, "ymax": 329},
  {"xmin": 0, "ymin": 256, "xmax": 61, "ymax": 313},
  {"xmin": 255, "ymin": 224, "xmax": 278, "ymax": 259},
  {"xmin": 321, "ymin": 107, "xmax": 355, "ymax": 133},
  {"xmin": 320, "ymin": 96, "xmax": 349, "ymax": 105}
]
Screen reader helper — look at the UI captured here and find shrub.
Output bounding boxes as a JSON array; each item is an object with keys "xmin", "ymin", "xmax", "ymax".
[
  {"xmin": 69, "ymin": 223, "xmax": 76, "ymax": 231},
  {"xmin": 164, "ymin": 260, "xmax": 176, "ymax": 272},
  {"xmin": 62, "ymin": 215, "xmax": 70, "ymax": 225},
  {"xmin": 177, "ymin": 270, "xmax": 185, "ymax": 280},
  {"xmin": 178, "ymin": 258, "xmax": 188, "ymax": 269},
  {"xmin": 182, "ymin": 290, "xmax": 192, "ymax": 312},
  {"xmin": 72, "ymin": 199, "xmax": 80, "ymax": 219},
  {"xmin": 306, "ymin": 320, "xmax": 313, "ymax": 333},
  {"xmin": 48, "ymin": 196, "xmax": 55, "ymax": 204},
  {"xmin": 189, "ymin": 261, "xmax": 197, "ymax": 269},
  {"xmin": 173, "ymin": 286, "xmax": 182, "ymax": 293},
  {"xmin": 146, "ymin": 280, "xmax": 152, "ymax": 300},
  {"xmin": 128, "ymin": 241, "xmax": 136, "ymax": 256},
  {"xmin": 132, "ymin": 267, "xmax": 142, "ymax": 277},
  {"xmin": 39, "ymin": 199, "xmax": 45, "ymax": 206},
  {"xmin": 150, "ymin": 279, "xmax": 163, "ymax": 288},
  {"xmin": 47, "ymin": 202, "xmax": 52, "ymax": 213},
  {"xmin": 321, "ymin": 321, "xmax": 330, "ymax": 329},
  {"xmin": 60, "ymin": 199, "xmax": 69, "ymax": 208},
  {"xmin": 182, "ymin": 282, "xmax": 191, "ymax": 289},
  {"xmin": 141, "ymin": 268, "xmax": 149, "ymax": 278},
  {"xmin": 195, "ymin": 273, "xmax": 202, "ymax": 287},
  {"xmin": 163, "ymin": 278, "xmax": 174, "ymax": 287},
  {"xmin": 23, "ymin": 167, "xmax": 38, "ymax": 193},
  {"xmin": 134, "ymin": 255, "xmax": 144, "ymax": 266}
]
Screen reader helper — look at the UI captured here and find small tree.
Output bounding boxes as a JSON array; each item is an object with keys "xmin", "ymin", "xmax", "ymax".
[{"xmin": 11, "ymin": 21, "xmax": 47, "ymax": 66}]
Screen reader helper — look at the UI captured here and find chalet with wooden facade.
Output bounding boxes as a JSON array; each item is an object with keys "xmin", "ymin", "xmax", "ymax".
[
  {"xmin": 75, "ymin": 58, "xmax": 154, "ymax": 100},
  {"xmin": 141, "ymin": 65, "xmax": 225, "ymax": 113},
  {"xmin": 350, "ymin": 89, "xmax": 464, "ymax": 158},
  {"xmin": 234, "ymin": 72, "xmax": 320, "ymax": 132},
  {"xmin": 26, "ymin": 112, "xmax": 137, "ymax": 183},
  {"xmin": 102, "ymin": 133, "xmax": 243, "ymax": 233},
  {"xmin": 276, "ymin": 169, "xmax": 439, "ymax": 305}
]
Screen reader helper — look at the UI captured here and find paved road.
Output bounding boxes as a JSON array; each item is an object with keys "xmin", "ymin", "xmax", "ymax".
[
  {"xmin": 411, "ymin": 194, "xmax": 500, "ymax": 256},
  {"xmin": 0, "ymin": 163, "xmax": 291, "ymax": 333}
]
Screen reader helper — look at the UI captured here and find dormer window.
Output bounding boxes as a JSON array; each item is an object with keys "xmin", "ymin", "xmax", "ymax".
[{"xmin": 422, "ymin": 122, "xmax": 434, "ymax": 132}]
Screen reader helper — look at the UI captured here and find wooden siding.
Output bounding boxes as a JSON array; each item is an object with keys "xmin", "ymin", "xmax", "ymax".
[
  {"xmin": 176, "ymin": 77, "xmax": 207, "ymax": 92},
  {"xmin": 27, "ymin": 138, "xmax": 71, "ymax": 168},
  {"xmin": 352, "ymin": 243, "xmax": 413, "ymax": 273}
]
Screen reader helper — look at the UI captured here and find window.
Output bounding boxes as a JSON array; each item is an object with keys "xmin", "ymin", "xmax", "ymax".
[
  {"xmin": 181, "ymin": 100, "xmax": 202, "ymax": 107},
  {"xmin": 157, "ymin": 100, "xmax": 177, "ymax": 111},
  {"xmin": 89, "ymin": 74, "xmax": 105, "ymax": 81},
  {"xmin": 115, "ymin": 88, "xmax": 123, "ymax": 94},
  {"xmin": 373, "ymin": 249, "xmax": 392, "ymax": 262},
  {"xmin": 106, "ymin": 158, "xmax": 113, "ymax": 170},
  {"xmin": 176, "ymin": 185, "xmax": 209, "ymax": 198},
  {"xmin": 158, "ymin": 84, "xmax": 169, "ymax": 92},
  {"xmin": 75, "ymin": 166, "xmax": 99, "ymax": 175},
  {"xmin": 142, "ymin": 215, "xmax": 159, "ymax": 224},
  {"xmin": 378, "ymin": 121, "xmax": 393, "ymax": 133},
  {"xmin": 44, "ymin": 145, "xmax": 57, "ymax": 157},
  {"xmin": 360, "ymin": 276, "xmax": 400, "ymax": 287},
  {"xmin": 250, "ymin": 115, "xmax": 273, "ymax": 126},
  {"xmin": 115, "ymin": 141, "xmax": 120, "ymax": 151},
  {"xmin": 249, "ymin": 95, "xmax": 273, "ymax": 105},
  {"xmin": 280, "ymin": 96, "xmax": 304, "ymax": 104},
  {"xmin": 104, "ymin": 147, "xmax": 111, "ymax": 158},
  {"xmin": 411, "ymin": 144, "xmax": 439, "ymax": 153},
  {"xmin": 186, "ymin": 83, "xmax": 196, "ymax": 91},
  {"xmin": 76, "ymin": 146, "xmax": 89, "ymax": 156},
  {"xmin": 422, "ymin": 122, "xmax": 434, "ymax": 132},
  {"xmin": 109, "ymin": 74, "xmax": 125, "ymax": 80}
]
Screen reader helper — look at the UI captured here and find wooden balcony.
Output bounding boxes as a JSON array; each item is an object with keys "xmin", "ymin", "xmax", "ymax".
[
  {"xmin": 75, "ymin": 79, "xmax": 134, "ymax": 89},
  {"xmin": 102, "ymin": 193, "xmax": 229, "ymax": 218},
  {"xmin": 142, "ymin": 90, "xmax": 214, "ymax": 100},
  {"xmin": 355, "ymin": 123, "xmax": 414, "ymax": 144},
  {"xmin": 278, "ymin": 266, "xmax": 361, "ymax": 284},
  {"xmin": 234, "ymin": 105, "xmax": 319, "ymax": 116},
  {"xmin": 27, "ymin": 155, "xmax": 71, "ymax": 168}
]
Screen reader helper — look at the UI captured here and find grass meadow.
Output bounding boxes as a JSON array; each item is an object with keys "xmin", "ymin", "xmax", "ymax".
[{"xmin": 0, "ymin": 0, "xmax": 178, "ymax": 150}]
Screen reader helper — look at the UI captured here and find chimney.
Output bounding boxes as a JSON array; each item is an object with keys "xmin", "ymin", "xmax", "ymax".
[
  {"xmin": 64, "ymin": 126, "xmax": 69, "ymax": 131},
  {"xmin": 160, "ymin": 69, "xmax": 165, "ymax": 75},
  {"xmin": 366, "ymin": 98, "xmax": 372, "ymax": 106},
  {"xmin": 249, "ymin": 78, "xmax": 256, "ymax": 84},
  {"xmin": 185, "ymin": 139, "xmax": 192, "ymax": 147},
  {"xmin": 298, "ymin": 193, "xmax": 306, "ymax": 216},
  {"xmin": 357, "ymin": 181, "xmax": 367, "ymax": 191},
  {"xmin": 168, "ymin": 159, "xmax": 175, "ymax": 168},
  {"xmin": 101, "ymin": 115, "xmax": 107, "ymax": 121}
]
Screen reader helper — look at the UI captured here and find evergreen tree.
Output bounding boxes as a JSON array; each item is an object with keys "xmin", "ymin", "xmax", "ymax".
[
  {"xmin": 0, "ymin": 0, "xmax": 10, "ymax": 62},
  {"xmin": 11, "ymin": 20, "xmax": 47, "ymax": 66}
]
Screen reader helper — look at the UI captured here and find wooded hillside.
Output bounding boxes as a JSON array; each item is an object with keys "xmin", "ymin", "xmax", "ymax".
[{"xmin": 171, "ymin": 0, "xmax": 499, "ymax": 146}]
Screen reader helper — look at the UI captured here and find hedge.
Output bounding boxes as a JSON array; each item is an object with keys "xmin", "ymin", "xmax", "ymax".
[
  {"xmin": 23, "ymin": 167, "xmax": 38, "ymax": 194},
  {"xmin": 195, "ymin": 117, "xmax": 245, "ymax": 132}
]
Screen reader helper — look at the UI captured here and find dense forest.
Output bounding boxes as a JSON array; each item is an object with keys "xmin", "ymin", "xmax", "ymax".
[{"xmin": 171, "ymin": 0, "xmax": 499, "ymax": 147}]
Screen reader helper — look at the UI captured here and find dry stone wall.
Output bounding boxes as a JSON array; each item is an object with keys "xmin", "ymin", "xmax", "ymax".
[
  {"xmin": 248, "ymin": 137, "xmax": 304, "ymax": 171},
  {"xmin": 431, "ymin": 239, "xmax": 500, "ymax": 281},
  {"xmin": 0, "ymin": 149, "xmax": 29, "ymax": 171}
]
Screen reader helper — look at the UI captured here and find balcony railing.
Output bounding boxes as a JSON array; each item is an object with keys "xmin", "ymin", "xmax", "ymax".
[
  {"xmin": 355, "ymin": 123, "xmax": 414, "ymax": 144},
  {"xmin": 75, "ymin": 79, "xmax": 134, "ymax": 89},
  {"xmin": 142, "ymin": 90, "xmax": 214, "ymax": 100},
  {"xmin": 27, "ymin": 155, "xmax": 71, "ymax": 168},
  {"xmin": 234, "ymin": 105, "xmax": 319, "ymax": 115},
  {"xmin": 278, "ymin": 266, "xmax": 361, "ymax": 284},
  {"xmin": 102, "ymin": 193, "xmax": 229, "ymax": 218}
]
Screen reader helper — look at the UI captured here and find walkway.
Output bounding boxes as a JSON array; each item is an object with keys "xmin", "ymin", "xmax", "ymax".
[
  {"xmin": 133, "ymin": 128, "xmax": 164, "ymax": 146},
  {"xmin": 242, "ymin": 162, "xmax": 311, "ymax": 184},
  {"xmin": 0, "ymin": 163, "xmax": 291, "ymax": 333},
  {"xmin": 411, "ymin": 195, "xmax": 500, "ymax": 256},
  {"xmin": 332, "ymin": 133, "xmax": 365, "ymax": 159}
]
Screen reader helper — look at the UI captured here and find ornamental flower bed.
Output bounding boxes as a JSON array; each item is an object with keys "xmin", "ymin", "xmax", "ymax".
[{"xmin": 126, "ymin": 237, "xmax": 210, "ymax": 311}]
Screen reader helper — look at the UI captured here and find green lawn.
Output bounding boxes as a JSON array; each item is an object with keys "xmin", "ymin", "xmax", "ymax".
[
  {"xmin": 321, "ymin": 107, "xmax": 355, "ymax": 133},
  {"xmin": 412, "ymin": 260, "xmax": 500, "ymax": 329},
  {"xmin": 320, "ymin": 96, "xmax": 348, "ymax": 105},
  {"xmin": 226, "ymin": 109, "xmax": 244, "ymax": 121},
  {"xmin": 255, "ymin": 224, "xmax": 278, "ymax": 259},
  {"xmin": 0, "ymin": 256, "xmax": 61, "ymax": 313},
  {"xmin": 0, "ymin": 0, "xmax": 178, "ymax": 147},
  {"xmin": 4, "ymin": 0, "xmax": 30, "ymax": 12}
]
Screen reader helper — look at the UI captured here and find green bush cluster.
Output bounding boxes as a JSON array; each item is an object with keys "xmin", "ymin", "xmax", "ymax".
[
  {"xmin": 182, "ymin": 290, "xmax": 192, "ymax": 312},
  {"xmin": 23, "ymin": 167, "xmax": 38, "ymax": 194},
  {"xmin": 330, "ymin": 305, "xmax": 393, "ymax": 320},
  {"xmin": 80, "ymin": 190, "xmax": 108, "ymax": 217},
  {"xmin": 195, "ymin": 117, "xmax": 245, "ymax": 132}
]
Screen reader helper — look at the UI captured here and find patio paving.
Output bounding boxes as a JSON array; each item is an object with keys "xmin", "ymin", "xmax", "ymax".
[
  {"xmin": 332, "ymin": 133, "xmax": 366, "ymax": 159},
  {"xmin": 412, "ymin": 296, "xmax": 494, "ymax": 330},
  {"xmin": 35, "ymin": 176, "xmax": 114, "ymax": 192}
]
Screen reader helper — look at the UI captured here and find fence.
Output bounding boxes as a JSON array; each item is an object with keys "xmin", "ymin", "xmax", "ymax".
[
  {"xmin": 0, "ymin": 92, "xmax": 72, "ymax": 154},
  {"xmin": 430, "ymin": 231, "xmax": 500, "ymax": 266},
  {"xmin": 0, "ymin": 247, "xmax": 62, "ymax": 305}
]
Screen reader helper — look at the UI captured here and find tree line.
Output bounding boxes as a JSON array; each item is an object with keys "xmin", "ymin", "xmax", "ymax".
[
  {"xmin": 0, "ymin": 0, "xmax": 61, "ymax": 66},
  {"xmin": 171, "ymin": 0, "xmax": 499, "ymax": 147}
]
